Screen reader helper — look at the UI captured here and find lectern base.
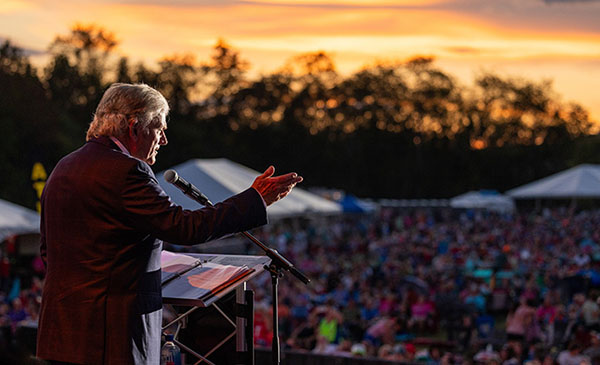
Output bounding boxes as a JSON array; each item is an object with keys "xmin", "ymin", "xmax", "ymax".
[{"xmin": 166, "ymin": 288, "xmax": 254, "ymax": 365}]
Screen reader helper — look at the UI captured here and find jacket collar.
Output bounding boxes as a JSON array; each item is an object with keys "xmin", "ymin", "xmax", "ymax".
[{"xmin": 89, "ymin": 136, "xmax": 121, "ymax": 151}]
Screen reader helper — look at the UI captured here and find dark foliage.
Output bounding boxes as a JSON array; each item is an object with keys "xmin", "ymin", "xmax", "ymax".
[{"xmin": 0, "ymin": 25, "xmax": 598, "ymax": 209}]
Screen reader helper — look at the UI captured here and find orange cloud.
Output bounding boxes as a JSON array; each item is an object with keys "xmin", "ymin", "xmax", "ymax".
[
  {"xmin": 0, "ymin": 0, "xmax": 598, "ymax": 121},
  {"xmin": 245, "ymin": 0, "xmax": 445, "ymax": 6},
  {"xmin": 0, "ymin": 0, "xmax": 36, "ymax": 13}
]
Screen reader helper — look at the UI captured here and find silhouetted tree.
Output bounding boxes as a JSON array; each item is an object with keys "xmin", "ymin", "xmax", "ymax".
[
  {"xmin": 201, "ymin": 39, "xmax": 249, "ymax": 104},
  {"xmin": 0, "ymin": 41, "xmax": 57, "ymax": 207},
  {"xmin": 115, "ymin": 56, "xmax": 133, "ymax": 84},
  {"xmin": 155, "ymin": 54, "xmax": 199, "ymax": 115},
  {"xmin": 467, "ymin": 73, "xmax": 593, "ymax": 149},
  {"xmin": 44, "ymin": 24, "xmax": 119, "ymax": 147},
  {"xmin": 2, "ymin": 28, "xmax": 600, "ymax": 206}
]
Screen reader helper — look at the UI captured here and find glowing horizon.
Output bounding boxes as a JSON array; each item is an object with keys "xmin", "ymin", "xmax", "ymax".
[{"xmin": 1, "ymin": 0, "xmax": 599, "ymax": 121}]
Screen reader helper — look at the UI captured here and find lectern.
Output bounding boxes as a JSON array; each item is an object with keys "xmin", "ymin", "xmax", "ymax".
[{"xmin": 161, "ymin": 251, "xmax": 270, "ymax": 365}]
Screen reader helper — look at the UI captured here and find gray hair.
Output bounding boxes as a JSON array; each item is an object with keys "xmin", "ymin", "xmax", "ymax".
[{"xmin": 86, "ymin": 83, "xmax": 169, "ymax": 141}]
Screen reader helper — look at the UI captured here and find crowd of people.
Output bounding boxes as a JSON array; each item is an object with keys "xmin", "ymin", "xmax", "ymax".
[
  {"xmin": 0, "ymin": 239, "xmax": 43, "ymax": 363},
  {"xmin": 246, "ymin": 206, "xmax": 600, "ymax": 364},
  {"xmin": 3, "ymin": 205, "xmax": 600, "ymax": 364}
]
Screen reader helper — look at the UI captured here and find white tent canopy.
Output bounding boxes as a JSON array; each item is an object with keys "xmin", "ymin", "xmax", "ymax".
[
  {"xmin": 450, "ymin": 190, "xmax": 515, "ymax": 213},
  {"xmin": 158, "ymin": 159, "xmax": 342, "ymax": 219},
  {"xmin": 0, "ymin": 199, "xmax": 40, "ymax": 242},
  {"xmin": 506, "ymin": 164, "xmax": 600, "ymax": 199}
]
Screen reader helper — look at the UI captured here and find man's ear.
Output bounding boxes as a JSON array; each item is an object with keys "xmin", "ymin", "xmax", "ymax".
[{"xmin": 128, "ymin": 119, "xmax": 138, "ymax": 141}]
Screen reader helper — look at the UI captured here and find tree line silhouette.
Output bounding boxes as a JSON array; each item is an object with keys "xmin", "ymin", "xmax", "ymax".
[{"xmin": 1, "ymin": 24, "xmax": 599, "ymax": 209}]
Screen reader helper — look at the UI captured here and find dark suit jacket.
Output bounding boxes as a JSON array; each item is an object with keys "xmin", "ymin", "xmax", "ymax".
[{"xmin": 36, "ymin": 137, "xmax": 267, "ymax": 364}]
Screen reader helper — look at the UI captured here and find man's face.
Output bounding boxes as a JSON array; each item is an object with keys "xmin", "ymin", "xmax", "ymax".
[{"xmin": 133, "ymin": 123, "xmax": 168, "ymax": 165}]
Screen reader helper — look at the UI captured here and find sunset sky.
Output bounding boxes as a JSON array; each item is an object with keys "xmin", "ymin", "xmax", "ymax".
[{"xmin": 1, "ymin": 0, "xmax": 599, "ymax": 122}]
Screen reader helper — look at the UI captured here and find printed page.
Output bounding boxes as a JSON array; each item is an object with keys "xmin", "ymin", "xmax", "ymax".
[
  {"xmin": 162, "ymin": 262, "xmax": 254, "ymax": 302},
  {"xmin": 161, "ymin": 251, "xmax": 202, "ymax": 284}
]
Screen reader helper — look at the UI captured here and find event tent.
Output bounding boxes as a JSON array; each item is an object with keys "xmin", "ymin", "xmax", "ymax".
[
  {"xmin": 506, "ymin": 164, "xmax": 600, "ymax": 199},
  {"xmin": 338, "ymin": 194, "xmax": 378, "ymax": 213},
  {"xmin": 450, "ymin": 190, "xmax": 515, "ymax": 213},
  {"xmin": 0, "ymin": 199, "xmax": 40, "ymax": 242},
  {"xmin": 158, "ymin": 159, "xmax": 342, "ymax": 219}
]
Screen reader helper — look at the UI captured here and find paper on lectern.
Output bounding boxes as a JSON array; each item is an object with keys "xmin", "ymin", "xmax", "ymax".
[{"xmin": 161, "ymin": 251, "xmax": 255, "ymax": 303}]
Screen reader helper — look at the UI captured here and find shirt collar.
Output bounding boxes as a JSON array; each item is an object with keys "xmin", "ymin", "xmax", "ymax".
[{"xmin": 109, "ymin": 136, "xmax": 130, "ymax": 155}]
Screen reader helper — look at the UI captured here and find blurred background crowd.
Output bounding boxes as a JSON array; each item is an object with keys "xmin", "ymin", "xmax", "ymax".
[
  {"xmin": 4, "ymin": 203, "xmax": 600, "ymax": 364},
  {"xmin": 245, "ymin": 206, "xmax": 600, "ymax": 363}
]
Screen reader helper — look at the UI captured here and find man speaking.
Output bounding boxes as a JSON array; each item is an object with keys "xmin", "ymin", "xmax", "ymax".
[{"xmin": 36, "ymin": 83, "xmax": 302, "ymax": 364}]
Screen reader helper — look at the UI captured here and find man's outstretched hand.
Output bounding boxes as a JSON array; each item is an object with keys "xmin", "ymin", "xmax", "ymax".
[{"xmin": 251, "ymin": 166, "xmax": 303, "ymax": 206}]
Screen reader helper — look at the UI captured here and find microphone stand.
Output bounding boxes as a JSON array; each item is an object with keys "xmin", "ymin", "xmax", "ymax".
[
  {"xmin": 172, "ymin": 179, "xmax": 310, "ymax": 365},
  {"xmin": 237, "ymin": 230, "xmax": 309, "ymax": 365}
]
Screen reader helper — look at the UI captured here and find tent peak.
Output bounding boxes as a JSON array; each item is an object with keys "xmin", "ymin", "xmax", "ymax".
[{"xmin": 506, "ymin": 164, "xmax": 600, "ymax": 199}]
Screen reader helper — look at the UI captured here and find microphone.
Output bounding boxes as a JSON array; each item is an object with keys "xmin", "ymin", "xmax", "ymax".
[
  {"xmin": 165, "ymin": 170, "xmax": 310, "ymax": 285},
  {"xmin": 164, "ymin": 169, "xmax": 213, "ymax": 206}
]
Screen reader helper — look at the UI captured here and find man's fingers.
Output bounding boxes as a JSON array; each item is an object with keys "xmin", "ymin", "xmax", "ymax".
[
  {"xmin": 277, "ymin": 183, "xmax": 296, "ymax": 198},
  {"xmin": 259, "ymin": 165, "xmax": 275, "ymax": 179},
  {"xmin": 286, "ymin": 174, "xmax": 303, "ymax": 184},
  {"xmin": 253, "ymin": 166, "xmax": 302, "ymax": 205},
  {"xmin": 277, "ymin": 185, "xmax": 295, "ymax": 199},
  {"xmin": 271, "ymin": 172, "xmax": 303, "ymax": 184}
]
